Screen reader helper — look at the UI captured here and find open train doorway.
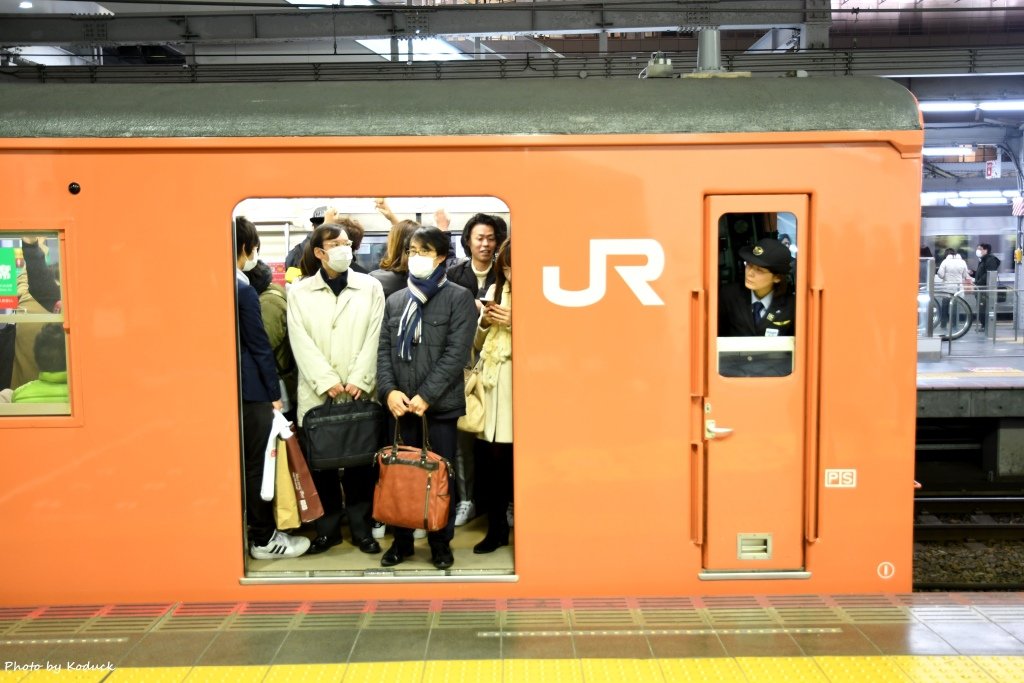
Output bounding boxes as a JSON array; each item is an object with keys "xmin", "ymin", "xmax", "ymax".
[
  {"xmin": 701, "ymin": 196, "xmax": 811, "ymax": 579},
  {"xmin": 232, "ymin": 196, "xmax": 515, "ymax": 581}
]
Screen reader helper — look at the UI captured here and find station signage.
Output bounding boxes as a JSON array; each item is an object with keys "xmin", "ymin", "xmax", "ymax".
[{"xmin": 0, "ymin": 247, "xmax": 18, "ymax": 309}]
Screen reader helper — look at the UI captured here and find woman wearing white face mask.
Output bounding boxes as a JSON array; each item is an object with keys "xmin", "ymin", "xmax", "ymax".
[
  {"xmin": 376, "ymin": 226, "xmax": 477, "ymax": 570},
  {"xmin": 288, "ymin": 222, "xmax": 386, "ymax": 555}
]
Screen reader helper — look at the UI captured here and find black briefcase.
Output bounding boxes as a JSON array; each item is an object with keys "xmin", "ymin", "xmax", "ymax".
[{"xmin": 303, "ymin": 397, "xmax": 385, "ymax": 470}]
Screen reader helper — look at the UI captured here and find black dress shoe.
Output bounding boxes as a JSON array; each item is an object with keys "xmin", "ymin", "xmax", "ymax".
[
  {"xmin": 357, "ymin": 538, "xmax": 382, "ymax": 554},
  {"xmin": 305, "ymin": 535, "xmax": 342, "ymax": 555},
  {"xmin": 430, "ymin": 542, "xmax": 454, "ymax": 570},
  {"xmin": 380, "ymin": 542, "xmax": 414, "ymax": 567},
  {"xmin": 473, "ymin": 535, "xmax": 509, "ymax": 554}
]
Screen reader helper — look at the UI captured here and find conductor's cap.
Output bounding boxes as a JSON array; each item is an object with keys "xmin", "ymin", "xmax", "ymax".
[{"xmin": 740, "ymin": 238, "xmax": 792, "ymax": 274}]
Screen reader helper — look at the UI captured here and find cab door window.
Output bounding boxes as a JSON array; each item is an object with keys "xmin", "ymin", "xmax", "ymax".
[{"xmin": 716, "ymin": 213, "xmax": 797, "ymax": 378}]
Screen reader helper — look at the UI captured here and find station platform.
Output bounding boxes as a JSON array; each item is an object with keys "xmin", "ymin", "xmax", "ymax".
[
  {"xmin": 917, "ymin": 328, "xmax": 1024, "ymax": 418},
  {"xmin": 2, "ymin": 593, "xmax": 1023, "ymax": 682}
]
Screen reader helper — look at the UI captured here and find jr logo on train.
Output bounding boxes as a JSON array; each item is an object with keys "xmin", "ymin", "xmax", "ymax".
[{"xmin": 543, "ymin": 238, "xmax": 666, "ymax": 307}]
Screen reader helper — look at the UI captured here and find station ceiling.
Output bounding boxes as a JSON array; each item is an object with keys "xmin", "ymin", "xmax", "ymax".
[{"xmin": 1, "ymin": 0, "xmax": 1022, "ymax": 206}]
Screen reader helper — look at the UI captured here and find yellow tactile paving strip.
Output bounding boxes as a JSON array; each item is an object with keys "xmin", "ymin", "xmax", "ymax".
[{"xmin": 2, "ymin": 657, "xmax": 1022, "ymax": 682}]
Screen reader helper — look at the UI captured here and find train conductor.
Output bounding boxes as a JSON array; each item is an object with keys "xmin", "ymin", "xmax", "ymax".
[{"xmin": 719, "ymin": 237, "xmax": 795, "ymax": 338}]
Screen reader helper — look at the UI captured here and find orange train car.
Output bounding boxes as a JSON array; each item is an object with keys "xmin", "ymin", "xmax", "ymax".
[{"xmin": 0, "ymin": 78, "xmax": 922, "ymax": 605}]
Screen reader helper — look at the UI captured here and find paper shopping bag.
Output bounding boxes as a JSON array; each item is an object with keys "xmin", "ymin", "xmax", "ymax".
[
  {"xmin": 283, "ymin": 429, "xmax": 324, "ymax": 523},
  {"xmin": 274, "ymin": 438, "xmax": 300, "ymax": 530}
]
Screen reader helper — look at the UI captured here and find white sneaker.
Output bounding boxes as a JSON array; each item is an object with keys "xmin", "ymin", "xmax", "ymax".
[
  {"xmin": 371, "ymin": 520, "xmax": 385, "ymax": 539},
  {"xmin": 454, "ymin": 501, "xmax": 476, "ymax": 527},
  {"xmin": 506, "ymin": 502, "xmax": 514, "ymax": 528},
  {"xmin": 250, "ymin": 530, "xmax": 311, "ymax": 560},
  {"xmin": 413, "ymin": 528, "xmax": 427, "ymax": 539}
]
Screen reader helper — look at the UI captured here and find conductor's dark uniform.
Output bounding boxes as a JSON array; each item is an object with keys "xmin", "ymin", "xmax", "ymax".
[
  {"xmin": 718, "ymin": 238, "xmax": 795, "ymax": 377},
  {"xmin": 718, "ymin": 285, "xmax": 795, "ymax": 338}
]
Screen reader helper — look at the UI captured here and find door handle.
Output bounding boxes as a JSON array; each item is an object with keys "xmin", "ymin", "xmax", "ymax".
[{"xmin": 705, "ymin": 420, "xmax": 733, "ymax": 439}]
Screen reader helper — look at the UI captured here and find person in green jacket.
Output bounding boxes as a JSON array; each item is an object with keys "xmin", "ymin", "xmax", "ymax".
[{"xmin": 12, "ymin": 323, "xmax": 68, "ymax": 404}]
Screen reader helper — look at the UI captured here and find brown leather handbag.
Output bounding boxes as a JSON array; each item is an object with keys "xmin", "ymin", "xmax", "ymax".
[{"xmin": 373, "ymin": 416, "xmax": 452, "ymax": 531}]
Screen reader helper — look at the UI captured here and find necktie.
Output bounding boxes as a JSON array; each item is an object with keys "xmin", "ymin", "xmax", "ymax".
[{"xmin": 752, "ymin": 301, "xmax": 765, "ymax": 326}]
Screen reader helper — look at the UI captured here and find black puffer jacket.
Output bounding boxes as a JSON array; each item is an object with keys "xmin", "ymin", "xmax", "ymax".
[
  {"xmin": 376, "ymin": 283, "xmax": 477, "ymax": 417},
  {"xmin": 446, "ymin": 258, "xmax": 495, "ymax": 298},
  {"xmin": 975, "ymin": 253, "xmax": 1001, "ymax": 286}
]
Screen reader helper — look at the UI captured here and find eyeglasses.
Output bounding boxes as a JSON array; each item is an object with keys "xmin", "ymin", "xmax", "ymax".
[{"xmin": 406, "ymin": 248, "xmax": 436, "ymax": 257}]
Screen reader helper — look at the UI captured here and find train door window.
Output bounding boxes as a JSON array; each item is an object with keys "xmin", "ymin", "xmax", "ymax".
[
  {"xmin": 232, "ymin": 196, "xmax": 513, "ymax": 580},
  {"xmin": 716, "ymin": 213, "xmax": 797, "ymax": 378},
  {"xmin": 0, "ymin": 233, "xmax": 71, "ymax": 416}
]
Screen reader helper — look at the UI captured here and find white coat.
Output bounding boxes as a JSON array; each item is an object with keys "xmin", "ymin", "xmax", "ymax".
[
  {"xmin": 474, "ymin": 283, "xmax": 513, "ymax": 444},
  {"xmin": 936, "ymin": 254, "xmax": 972, "ymax": 294},
  {"xmin": 287, "ymin": 270, "xmax": 385, "ymax": 425}
]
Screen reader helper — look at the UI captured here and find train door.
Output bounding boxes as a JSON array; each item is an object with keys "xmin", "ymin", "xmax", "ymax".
[{"xmin": 698, "ymin": 195, "xmax": 811, "ymax": 578}]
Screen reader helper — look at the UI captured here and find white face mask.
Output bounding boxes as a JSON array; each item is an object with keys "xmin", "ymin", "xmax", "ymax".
[
  {"xmin": 976, "ymin": 250, "xmax": 985, "ymax": 258},
  {"xmin": 408, "ymin": 254, "xmax": 438, "ymax": 279},
  {"xmin": 242, "ymin": 248, "xmax": 258, "ymax": 272},
  {"xmin": 326, "ymin": 245, "xmax": 352, "ymax": 273}
]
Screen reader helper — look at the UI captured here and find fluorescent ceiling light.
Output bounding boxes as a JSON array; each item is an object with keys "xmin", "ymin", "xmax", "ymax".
[
  {"xmin": 922, "ymin": 146, "xmax": 973, "ymax": 156},
  {"xmin": 947, "ymin": 198, "xmax": 970, "ymax": 207},
  {"xmin": 357, "ymin": 38, "xmax": 469, "ymax": 61},
  {"xmin": 1002, "ymin": 190, "xmax": 1023, "ymax": 198},
  {"xmin": 918, "ymin": 101, "xmax": 977, "ymax": 113},
  {"xmin": 969, "ymin": 197, "xmax": 1008, "ymax": 205},
  {"xmin": 18, "ymin": 1, "xmax": 33, "ymax": 7},
  {"xmin": 922, "ymin": 192, "xmax": 959, "ymax": 199},
  {"xmin": 978, "ymin": 100, "xmax": 1024, "ymax": 111},
  {"xmin": 959, "ymin": 190, "xmax": 1003, "ymax": 198}
]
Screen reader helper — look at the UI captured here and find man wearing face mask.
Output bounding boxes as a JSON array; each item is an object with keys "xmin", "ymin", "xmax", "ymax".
[
  {"xmin": 971, "ymin": 243, "xmax": 1001, "ymax": 333},
  {"xmin": 377, "ymin": 226, "xmax": 477, "ymax": 570},
  {"xmin": 288, "ymin": 223, "xmax": 386, "ymax": 555}
]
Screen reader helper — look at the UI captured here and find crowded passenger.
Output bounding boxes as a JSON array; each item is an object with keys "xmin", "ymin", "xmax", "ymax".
[
  {"xmin": 10, "ymin": 322, "xmax": 68, "ymax": 404},
  {"xmin": 370, "ymin": 220, "xmax": 419, "ymax": 299},
  {"xmin": 235, "ymin": 217, "xmax": 311, "ymax": 560},
  {"xmin": 288, "ymin": 223, "xmax": 386, "ymax": 555},
  {"xmin": 445, "ymin": 213, "xmax": 508, "ymax": 527},
  {"xmin": 245, "ymin": 260, "xmax": 298, "ymax": 423},
  {"xmin": 472, "ymin": 239, "xmax": 514, "ymax": 554},
  {"xmin": 447, "ymin": 213, "xmax": 507, "ymax": 306},
  {"xmin": 376, "ymin": 225, "xmax": 477, "ymax": 569},
  {"xmin": 342, "ymin": 218, "xmax": 368, "ymax": 274},
  {"xmin": 9, "ymin": 237, "xmax": 60, "ymax": 389},
  {"xmin": 21, "ymin": 236, "xmax": 61, "ymax": 314},
  {"xmin": 285, "ymin": 206, "xmax": 326, "ymax": 277}
]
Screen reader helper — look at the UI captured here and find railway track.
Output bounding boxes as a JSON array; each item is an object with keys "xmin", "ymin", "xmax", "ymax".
[{"xmin": 914, "ymin": 495, "xmax": 1024, "ymax": 542}]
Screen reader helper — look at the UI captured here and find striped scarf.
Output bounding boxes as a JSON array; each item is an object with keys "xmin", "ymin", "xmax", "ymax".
[{"xmin": 397, "ymin": 265, "xmax": 447, "ymax": 361}]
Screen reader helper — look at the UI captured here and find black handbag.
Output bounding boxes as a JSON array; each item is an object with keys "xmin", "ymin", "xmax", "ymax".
[{"xmin": 303, "ymin": 396, "xmax": 385, "ymax": 470}]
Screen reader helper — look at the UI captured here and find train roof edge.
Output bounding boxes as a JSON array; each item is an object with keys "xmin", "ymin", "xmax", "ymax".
[{"xmin": 0, "ymin": 77, "xmax": 921, "ymax": 138}]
